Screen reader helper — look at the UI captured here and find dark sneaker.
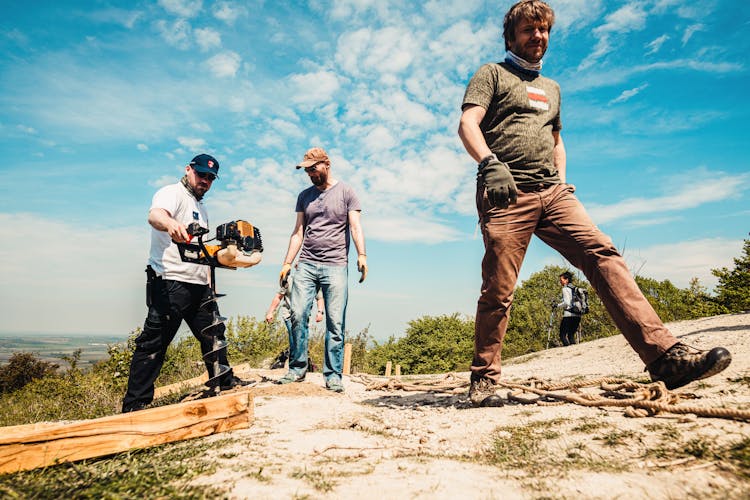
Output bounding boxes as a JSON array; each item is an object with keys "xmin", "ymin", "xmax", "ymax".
[
  {"xmin": 220, "ymin": 375, "xmax": 255, "ymax": 391},
  {"xmin": 326, "ymin": 378, "xmax": 345, "ymax": 393},
  {"xmin": 647, "ymin": 342, "xmax": 732, "ymax": 390},
  {"xmin": 276, "ymin": 372, "xmax": 305, "ymax": 385},
  {"xmin": 469, "ymin": 374, "xmax": 504, "ymax": 407},
  {"xmin": 122, "ymin": 402, "xmax": 148, "ymax": 413}
]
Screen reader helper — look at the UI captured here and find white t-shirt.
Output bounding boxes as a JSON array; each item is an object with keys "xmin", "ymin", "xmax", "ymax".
[{"xmin": 148, "ymin": 182, "xmax": 210, "ymax": 284}]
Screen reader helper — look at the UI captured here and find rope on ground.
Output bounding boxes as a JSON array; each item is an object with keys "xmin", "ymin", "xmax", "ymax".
[{"xmin": 349, "ymin": 373, "xmax": 750, "ymax": 422}]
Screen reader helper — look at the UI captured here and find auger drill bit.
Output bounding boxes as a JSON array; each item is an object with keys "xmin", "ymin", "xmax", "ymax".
[{"xmin": 201, "ymin": 306, "xmax": 230, "ymax": 395}]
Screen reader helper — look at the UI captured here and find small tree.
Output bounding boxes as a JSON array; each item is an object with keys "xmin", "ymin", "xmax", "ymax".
[
  {"xmin": 0, "ymin": 352, "xmax": 59, "ymax": 394},
  {"xmin": 712, "ymin": 238, "xmax": 750, "ymax": 313}
]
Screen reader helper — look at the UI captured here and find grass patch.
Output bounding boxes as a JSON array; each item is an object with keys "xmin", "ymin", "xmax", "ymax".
[
  {"xmin": 289, "ymin": 466, "xmax": 337, "ymax": 492},
  {"xmin": 0, "ymin": 438, "xmax": 232, "ymax": 498},
  {"xmin": 597, "ymin": 429, "xmax": 642, "ymax": 448},
  {"xmin": 571, "ymin": 419, "xmax": 608, "ymax": 434}
]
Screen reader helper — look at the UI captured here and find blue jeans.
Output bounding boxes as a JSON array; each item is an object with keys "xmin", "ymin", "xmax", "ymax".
[{"xmin": 289, "ymin": 261, "xmax": 348, "ymax": 381}]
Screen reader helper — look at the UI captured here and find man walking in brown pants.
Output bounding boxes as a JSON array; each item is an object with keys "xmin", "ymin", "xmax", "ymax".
[{"xmin": 457, "ymin": 0, "xmax": 731, "ymax": 407}]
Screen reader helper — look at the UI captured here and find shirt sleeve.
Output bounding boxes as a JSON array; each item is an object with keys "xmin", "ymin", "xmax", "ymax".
[
  {"xmin": 461, "ymin": 64, "xmax": 496, "ymax": 111},
  {"xmin": 561, "ymin": 286, "xmax": 573, "ymax": 310},
  {"xmin": 553, "ymin": 84, "xmax": 563, "ymax": 131},
  {"xmin": 345, "ymin": 184, "xmax": 362, "ymax": 212},
  {"xmin": 151, "ymin": 184, "xmax": 179, "ymax": 216}
]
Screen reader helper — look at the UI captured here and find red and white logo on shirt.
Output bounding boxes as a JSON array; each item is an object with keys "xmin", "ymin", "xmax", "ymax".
[{"xmin": 527, "ymin": 86, "xmax": 549, "ymax": 111}]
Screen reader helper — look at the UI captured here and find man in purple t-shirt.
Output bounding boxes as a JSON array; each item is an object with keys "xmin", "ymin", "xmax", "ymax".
[{"xmin": 277, "ymin": 147, "xmax": 367, "ymax": 392}]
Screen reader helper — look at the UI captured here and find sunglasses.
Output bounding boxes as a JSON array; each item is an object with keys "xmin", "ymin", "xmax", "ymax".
[
  {"xmin": 304, "ymin": 162, "xmax": 325, "ymax": 173},
  {"xmin": 194, "ymin": 170, "xmax": 216, "ymax": 181}
]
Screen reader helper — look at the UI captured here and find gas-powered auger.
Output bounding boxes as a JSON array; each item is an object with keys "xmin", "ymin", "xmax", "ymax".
[{"xmin": 175, "ymin": 220, "xmax": 263, "ymax": 394}]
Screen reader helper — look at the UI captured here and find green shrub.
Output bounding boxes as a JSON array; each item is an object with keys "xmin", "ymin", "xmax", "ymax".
[
  {"xmin": 712, "ymin": 237, "xmax": 750, "ymax": 313},
  {"xmin": 0, "ymin": 352, "xmax": 59, "ymax": 394}
]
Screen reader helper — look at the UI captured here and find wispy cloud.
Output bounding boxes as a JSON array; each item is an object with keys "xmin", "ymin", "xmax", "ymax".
[
  {"xmin": 158, "ymin": 0, "xmax": 203, "ymax": 18},
  {"xmin": 645, "ymin": 34, "xmax": 669, "ymax": 55},
  {"xmin": 609, "ymin": 83, "xmax": 649, "ymax": 104},
  {"xmin": 177, "ymin": 136, "xmax": 206, "ymax": 150},
  {"xmin": 682, "ymin": 24, "xmax": 705, "ymax": 45},
  {"xmin": 587, "ymin": 168, "xmax": 750, "ymax": 225},
  {"xmin": 564, "ymin": 58, "xmax": 743, "ymax": 92},
  {"xmin": 579, "ymin": 2, "xmax": 648, "ymax": 70}
]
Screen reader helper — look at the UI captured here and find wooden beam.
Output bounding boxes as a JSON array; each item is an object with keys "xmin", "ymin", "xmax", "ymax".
[
  {"xmin": 385, "ymin": 361, "xmax": 392, "ymax": 377},
  {"xmin": 153, "ymin": 362, "xmax": 253, "ymax": 399},
  {"xmin": 395, "ymin": 364, "xmax": 401, "ymax": 378},
  {"xmin": 342, "ymin": 343, "xmax": 352, "ymax": 375},
  {"xmin": 0, "ymin": 392, "xmax": 253, "ymax": 474}
]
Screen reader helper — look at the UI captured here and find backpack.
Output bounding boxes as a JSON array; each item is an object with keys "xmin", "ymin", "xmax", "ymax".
[{"xmin": 568, "ymin": 284, "xmax": 589, "ymax": 315}]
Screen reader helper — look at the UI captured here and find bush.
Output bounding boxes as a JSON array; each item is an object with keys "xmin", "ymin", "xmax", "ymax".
[
  {"xmin": 367, "ymin": 314, "xmax": 474, "ymax": 375},
  {"xmin": 0, "ymin": 352, "xmax": 59, "ymax": 394},
  {"xmin": 712, "ymin": 237, "xmax": 750, "ymax": 313}
]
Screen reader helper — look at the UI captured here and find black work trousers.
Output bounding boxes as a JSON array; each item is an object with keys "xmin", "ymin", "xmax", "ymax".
[
  {"xmin": 122, "ymin": 276, "xmax": 233, "ymax": 412},
  {"xmin": 559, "ymin": 316, "xmax": 581, "ymax": 346}
]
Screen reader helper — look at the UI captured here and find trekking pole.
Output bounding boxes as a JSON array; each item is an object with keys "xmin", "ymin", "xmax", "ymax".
[{"xmin": 545, "ymin": 306, "xmax": 556, "ymax": 349}]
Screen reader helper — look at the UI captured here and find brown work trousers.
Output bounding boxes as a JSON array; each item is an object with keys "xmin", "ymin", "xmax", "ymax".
[{"xmin": 474, "ymin": 182, "xmax": 678, "ymax": 382}]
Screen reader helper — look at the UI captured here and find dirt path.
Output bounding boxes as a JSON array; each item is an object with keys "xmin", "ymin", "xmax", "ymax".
[{"xmin": 196, "ymin": 313, "xmax": 750, "ymax": 499}]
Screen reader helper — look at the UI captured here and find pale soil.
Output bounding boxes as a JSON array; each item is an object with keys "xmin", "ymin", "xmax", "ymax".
[{"xmin": 195, "ymin": 313, "xmax": 750, "ymax": 499}]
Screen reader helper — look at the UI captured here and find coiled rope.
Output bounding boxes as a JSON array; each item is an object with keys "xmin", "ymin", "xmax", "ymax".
[{"xmin": 350, "ymin": 373, "xmax": 750, "ymax": 422}]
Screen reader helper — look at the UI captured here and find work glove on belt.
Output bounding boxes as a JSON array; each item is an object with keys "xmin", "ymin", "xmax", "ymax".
[
  {"xmin": 479, "ymin": 154, "xmax": 518, "ymax": 209},
  {"xmin": 279, "ymin": 263, "xmax": 292, "ymax": 287}
]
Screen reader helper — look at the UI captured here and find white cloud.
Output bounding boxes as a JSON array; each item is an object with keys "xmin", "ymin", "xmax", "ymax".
[
  {"xmin": 580, "ymin": 2, "xmax": 648, "ymax": 69},
  {"xmin": 624, "ymin": 238, "xmax": 745, "ymax": 290},
  {"xmin": 609, "ymin": 83, "xmax": 648, "ymax": 104},
  {"xmin": 288, "ymin": 70, "xmax": 341, "ymax": 107},
  {"xmin": 645, "ymin": 34, "xmax": 669, "ymax": 55},
  {"xmin": 564, "ymin": 58, "xmax": 742, "ymax": 93},
  {"xmin": 423, "ymin": 0, "xmax": 483, "ymax": 24},
  {"xmin": 335, "ymin": 27, "xmax": 417, "ymax": 78},
  {"xmin": 150, "ymin": 174, "xmax": 178, "ymax": 187},
  {"xmin": 550, "ymin": 0, "xmax": 604, "ymax": 33},
  {"xmin": 587, "ymin": 169, "xmax": 750, "ymax": 225},
  {"xmin": 177, "ymin": 136, "xmax": 206, "ymax": 150},
  {"xmin": 682, "ymin": 24, "xmax": 704, "ymax": 45},
  {"xmin": 155, "ymin": 18, "xmax": 192, "ymax": 49},
  {"xmin": 205, "ymin": 51, "xmax": 241, "ymax": 77},
  {"xmin": 195, "ymin": 27, "xmax": 221, "ymax": 51},
  {"xmin": 328, "ymin": 0, "xmax": 392, "ymax": 22},
  {"xmin": 158, "ymin": 0, "xmax": 202, "ymax": 18},
  {"xmin": 212, "ymin": 1, "xmax": 246, "ymax": 25},
  {"xmin": 137, "ymin": 143, "xmax": 148, "ymax": 151}
]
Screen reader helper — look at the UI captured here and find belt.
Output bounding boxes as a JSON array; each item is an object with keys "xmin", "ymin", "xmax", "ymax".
[{"xmin": 517, "ymin": 183, "xmax": 552, "ymax": 193}]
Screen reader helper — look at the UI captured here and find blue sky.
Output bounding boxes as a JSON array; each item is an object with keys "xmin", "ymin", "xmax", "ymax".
[{"xmin": 1, "ymin": 0, "xmax": 748, "ymax": 341}]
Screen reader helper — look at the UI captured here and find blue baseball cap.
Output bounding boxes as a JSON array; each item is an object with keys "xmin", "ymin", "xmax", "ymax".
[{"xmin": 189, "ymin": 154, "xmax": 220, "ymax": 177}]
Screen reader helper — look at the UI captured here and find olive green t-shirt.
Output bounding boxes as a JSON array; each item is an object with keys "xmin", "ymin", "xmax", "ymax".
[{"xmin": 462, "ymin": 62, "xmax": 562, "ymax": 185}]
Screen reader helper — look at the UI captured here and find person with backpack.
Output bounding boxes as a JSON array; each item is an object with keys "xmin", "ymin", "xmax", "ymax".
[{"xmin": 556, "ymin": 271, "xmax": 582, "ymax": 346}]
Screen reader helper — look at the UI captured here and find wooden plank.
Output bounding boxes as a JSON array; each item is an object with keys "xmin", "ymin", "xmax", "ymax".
[
  {"xmin": 385, "ymin": 361, "xmax": 392, "ymax": 377},
  {"xmin": 343, "ymin": 343, "xmax": 352, "ymax": 375},
  {"xmin": 0, "ymin": 392, "xmax": 253, "ymax": 474},
  {"xmin": 153, "ymin": 362, "xmax": 253, "ymax": 399},
  {"xmin": 395, "ymin": 364, "xmax": 401, "ymax": 378}
]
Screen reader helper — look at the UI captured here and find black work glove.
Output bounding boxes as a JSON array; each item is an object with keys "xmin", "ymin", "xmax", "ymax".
[{"xmin": 480, "ymin": 156, "xmax": 518, "ymax": 209}]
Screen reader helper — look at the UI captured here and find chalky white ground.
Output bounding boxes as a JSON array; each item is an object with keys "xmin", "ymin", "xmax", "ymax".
[{"xmin": 194, "ymin": 312, "xmax": 750, "ymax": 499}]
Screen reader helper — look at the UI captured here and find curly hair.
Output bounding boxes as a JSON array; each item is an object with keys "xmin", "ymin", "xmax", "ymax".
[
  {"xmin": 503, "ymin": 0, "xmax": 555, "ymax": 50},
  {"xmin": 559, "ymin": 271, "xmax": 574, "ymax": 282}
]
